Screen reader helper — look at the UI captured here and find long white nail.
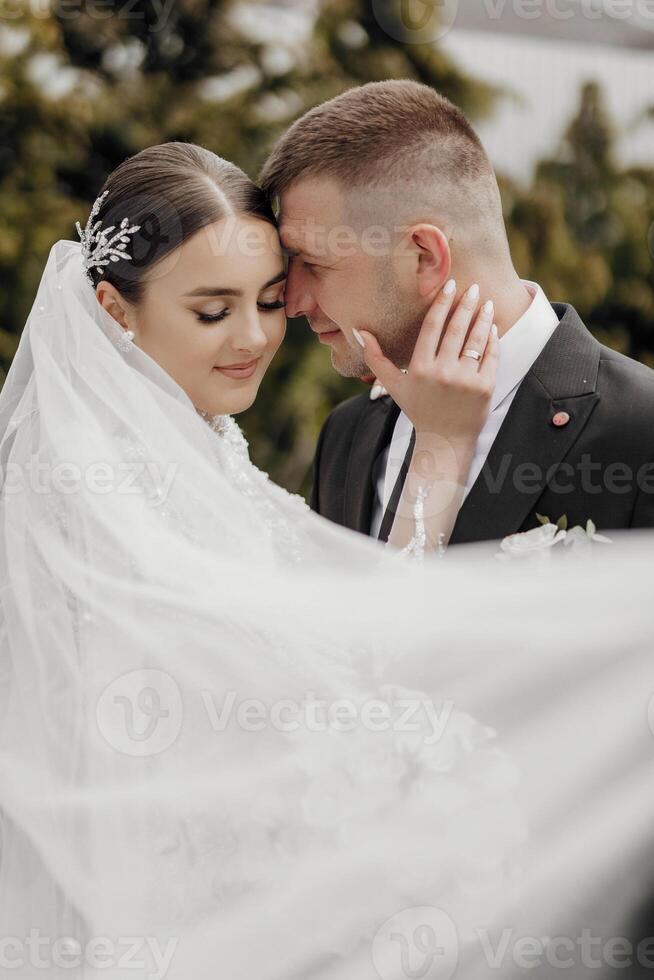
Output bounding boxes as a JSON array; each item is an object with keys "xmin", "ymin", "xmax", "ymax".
[
  {"xmin": 352, "ymin": 328, "xmax": 365, "ymax": 348},
  {"xmin": 466, "ymin": 283, "xmax": 480, "ymax": 302},
  {"xmin": 443, "ymin": 279, "xmax": 456, "ymax": 296},
  {"xmin": 491, "ymin": 323, "xmax": 499, "ymax": 339},
  {"xmin": 482, "ymin": 300, "xmax": 494, "ymax": 316}
]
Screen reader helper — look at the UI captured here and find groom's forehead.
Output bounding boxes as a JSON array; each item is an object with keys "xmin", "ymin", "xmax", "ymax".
[
  {"xmin": 278, "ymin": 178, "xmax": 398, "ymax": 262},
  {"xmin": 279, "ymin": 176, "xmax": 342, "ymax": 217},
  {"xmin": 278, "ymin": 179, "xmax": 344, "ymax": 251},
  {"xmin": 278, "ymin": 216, "xmax": 329, "ymax": 259}
]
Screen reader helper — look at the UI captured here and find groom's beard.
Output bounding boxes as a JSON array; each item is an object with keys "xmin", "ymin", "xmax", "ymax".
[{"xmin": 333, "ymin": 289, "xmax": 428, "ymax": 380}]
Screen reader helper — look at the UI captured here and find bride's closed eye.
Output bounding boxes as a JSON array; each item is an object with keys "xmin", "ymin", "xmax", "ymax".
[
  {"xmin": 256, "ymin": 284, "xmax": 286, "ymax": 312},
  {"xmin": 258, "ymin": 282, "xmax": 286, "ymax": 311},
  {"xmin": 195, "ymin": 299, "xmax": 285, "ymax": 324},
  {"xmin": 196, "ymin": 309, "xmax": 228, "ymax": 323}
]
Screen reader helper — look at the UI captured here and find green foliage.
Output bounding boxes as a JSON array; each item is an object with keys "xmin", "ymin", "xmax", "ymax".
[
  {"xmin": 504, "ymin": 81, "xmax": 654, "ymax": 366},
  {"xmin": 1, "ymin": 4, "xmax": 653, "ymax": 491}
]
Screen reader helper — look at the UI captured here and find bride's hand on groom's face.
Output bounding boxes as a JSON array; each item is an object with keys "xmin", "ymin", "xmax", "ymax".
[{"xmin": 354, "ymin": 280, "xmax": 498, "ymax": 455}]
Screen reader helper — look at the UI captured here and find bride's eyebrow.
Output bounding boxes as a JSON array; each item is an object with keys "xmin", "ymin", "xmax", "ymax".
[{"xmin": 183, "ymin": 271, "xmax": 286, "ymax": 299}]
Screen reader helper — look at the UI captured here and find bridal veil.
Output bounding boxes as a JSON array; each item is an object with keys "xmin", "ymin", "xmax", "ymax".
[{"xmin": 0, "ymin": 241, "xmax": 653, "ymax": 979}]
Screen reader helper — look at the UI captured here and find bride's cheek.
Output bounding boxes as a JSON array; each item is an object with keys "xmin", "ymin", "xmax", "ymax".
[{"xmin": 269, "ymin": 314, "xmax": 287, "ymax": 352}]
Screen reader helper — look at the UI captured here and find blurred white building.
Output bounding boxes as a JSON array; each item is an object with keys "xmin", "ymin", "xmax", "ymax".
[{"xmin": 436, "ymin": 0, "xmax": 654, "ymax": 179}]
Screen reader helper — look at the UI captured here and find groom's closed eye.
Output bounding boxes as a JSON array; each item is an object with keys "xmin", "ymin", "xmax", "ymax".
[
  {"xmin": 292, "ymin": 257, "xmax": 328, "ymax": 277},
  {"xmin": 285, "ymin": 250, "xmax": 322, "ymax": 270}
]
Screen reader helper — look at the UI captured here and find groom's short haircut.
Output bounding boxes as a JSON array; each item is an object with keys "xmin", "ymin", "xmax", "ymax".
[
  {"xmin": 261, "ymin": 81, "xmax": 501, "ymax": 222},
  {"xmin": 260, "ymin": 79, "xmax": 489, "ymax": 192},
  {"xmin": 260, "ymin": 81, "xmax": 509, "ymax": 260}
]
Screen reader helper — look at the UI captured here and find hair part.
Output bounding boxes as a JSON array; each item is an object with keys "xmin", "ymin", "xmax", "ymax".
[{"xmin": 88, "ymin": 142, "xmax": 277, "ymax": 303}]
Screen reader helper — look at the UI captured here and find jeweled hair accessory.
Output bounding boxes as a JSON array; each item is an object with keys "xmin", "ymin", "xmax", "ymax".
[{"xmin": 75, "ymin": 190, "xmax": 141, "ymax": 285}]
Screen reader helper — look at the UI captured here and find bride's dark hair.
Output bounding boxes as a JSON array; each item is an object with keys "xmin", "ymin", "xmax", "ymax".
[{"xmin": 87, "ymin": 142, "xmax": 277, "ymax": 301}]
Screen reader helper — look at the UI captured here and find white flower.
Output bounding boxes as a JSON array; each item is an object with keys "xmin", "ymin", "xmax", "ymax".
[
  {"xmin": 498, "ymin": 522, "xmax": 566, "ymax": 560},
  {"xmin": 563, "ymin": 519, "xmax": 612, "ymax": 550},
  {"xmin": 497, "ymin": 516, "xmax": 612, "ymax": 560}
]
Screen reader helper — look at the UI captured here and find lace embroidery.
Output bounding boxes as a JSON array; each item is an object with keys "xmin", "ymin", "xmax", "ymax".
[
  {"xmin": 197, "ymin": 411, "xmax": 310, "ymax": 564},
  {"xmin": 394, "ymin": 484, "xmax": 447, "ymax": 561}
]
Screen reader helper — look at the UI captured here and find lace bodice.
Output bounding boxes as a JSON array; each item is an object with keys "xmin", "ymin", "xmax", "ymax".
[{"xmin": 197, "ymin": 411, "xmax": 310, "ymax": 564}]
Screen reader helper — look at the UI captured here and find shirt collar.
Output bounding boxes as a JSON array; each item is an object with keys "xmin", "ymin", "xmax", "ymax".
[{"xmin": 491, "ymin": 280, "xmax": 559, "ymax": 412}]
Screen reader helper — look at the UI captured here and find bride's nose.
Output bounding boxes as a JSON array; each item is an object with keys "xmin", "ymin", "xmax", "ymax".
[{"xmin": 231, "ymin": 309, "xmax": 270, "ymax": 353}]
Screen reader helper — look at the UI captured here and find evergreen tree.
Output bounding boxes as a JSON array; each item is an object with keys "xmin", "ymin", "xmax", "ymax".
[{"xmin": 505, "ymin": 82, "xmax": 654, "ymax": 366}]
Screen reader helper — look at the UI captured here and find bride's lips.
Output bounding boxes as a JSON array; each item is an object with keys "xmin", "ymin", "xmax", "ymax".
[{"xmin": 213, "ymin": 357, "xmax": 261, "ymax": 380}]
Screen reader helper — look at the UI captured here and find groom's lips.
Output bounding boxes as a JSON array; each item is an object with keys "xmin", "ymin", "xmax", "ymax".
[{"xmin": 315, "ymin": 329, "xmax": 341, "ymax": 344}]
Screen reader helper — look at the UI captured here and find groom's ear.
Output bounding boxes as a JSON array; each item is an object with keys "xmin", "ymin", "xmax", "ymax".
[{"xmin": 408, "ymin": 224, "xmax": 451, "ymax": 299}]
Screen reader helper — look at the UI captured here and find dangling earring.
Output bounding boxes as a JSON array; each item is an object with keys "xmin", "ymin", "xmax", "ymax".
[{"xmin": 117, "ymin": 329, "xmax": 135, "ymax": 353}]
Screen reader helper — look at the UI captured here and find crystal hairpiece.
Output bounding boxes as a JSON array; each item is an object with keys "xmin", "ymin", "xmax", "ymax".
[{"xmin": 75, "ymin": 190, "xmax": 141, "ymax": 285}]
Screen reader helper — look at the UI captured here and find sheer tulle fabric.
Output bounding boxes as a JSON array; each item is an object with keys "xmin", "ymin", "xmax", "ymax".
[{"xmin": 0, "ymin": 242, "xmax": 652, "ymax": 979}]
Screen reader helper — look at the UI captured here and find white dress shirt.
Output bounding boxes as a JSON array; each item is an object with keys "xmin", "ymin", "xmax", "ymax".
[{"xmin": 370, "ymin": 280, "xmax": 560, "ymax": 538}]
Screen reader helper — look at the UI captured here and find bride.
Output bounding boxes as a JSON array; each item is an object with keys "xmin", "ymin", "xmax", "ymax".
[{"xmin": 1, "ymin": 142, "xmax": 653, "ymax": 980}]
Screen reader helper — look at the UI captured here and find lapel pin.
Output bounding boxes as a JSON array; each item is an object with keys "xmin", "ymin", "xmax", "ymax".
[{"xmin": 552, "ymin": 411, "xmax": 570, "ymax": 427}]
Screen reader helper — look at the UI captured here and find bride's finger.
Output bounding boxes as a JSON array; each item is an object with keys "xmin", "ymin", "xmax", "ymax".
[
  {"xmin": 460, "ymin": 299, "xmax": 494, "ymax": 367},
  {"xmin": 411, "ymin": 278, "xmax": 457, "ymax": 363},
  {"xmin": 479, "ymin": 324, "xmax": 499, "ymax": 387},
  {"xmin": 355, "ymin": 329, "xmax": 405, "ymax": 396},
  {"xmin": 437, "ymin": 283, "xmax": 481, "ymax": 363}
]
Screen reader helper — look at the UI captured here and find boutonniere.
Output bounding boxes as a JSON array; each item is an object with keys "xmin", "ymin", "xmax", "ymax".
[{"xmin": 497, "ymin": 514, "xmax": 612, "ymax": 560}]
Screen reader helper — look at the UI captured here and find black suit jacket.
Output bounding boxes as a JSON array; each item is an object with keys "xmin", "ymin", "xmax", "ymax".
[{"xmin": 309, "ymin": 304, "xmax": 654, "ymax": 544}]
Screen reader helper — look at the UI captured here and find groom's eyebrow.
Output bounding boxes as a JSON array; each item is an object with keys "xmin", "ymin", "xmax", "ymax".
[
  {"xmin": 183, "ymin": 271, "xmax": 287, "ymax": 298},
  {"xmin": 278, "ymin": 228, "xmax": 316, "ymax": 259}
]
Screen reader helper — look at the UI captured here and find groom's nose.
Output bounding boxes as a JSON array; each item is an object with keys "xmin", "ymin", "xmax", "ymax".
[{"xmin": 284, "ymin": 261, "xmax": 317, "ymax": 319}]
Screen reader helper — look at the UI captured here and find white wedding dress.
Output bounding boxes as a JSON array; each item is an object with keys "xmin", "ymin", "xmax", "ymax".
[{"xmin": 0, "ymin": 241, "xmax": 653, "ymax": 979}]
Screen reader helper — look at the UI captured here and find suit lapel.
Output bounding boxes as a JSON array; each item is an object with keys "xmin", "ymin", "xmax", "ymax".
[
  {"xmin": 450, "ymin": 304, "xmax": 601, "ymax": 545},
  {"xmin": 344, "ymin": 396, "xmax": 400, "ymax": 533}
]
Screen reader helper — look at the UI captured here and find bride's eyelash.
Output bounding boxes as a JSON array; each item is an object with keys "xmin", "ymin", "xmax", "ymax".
[
  {"xmin": 196, "ymin": 300, "xmax": 284, "ymax": 324},
  {"xmin": 196, "ymin": 310, "xmax": 228, "ymax": 323}
]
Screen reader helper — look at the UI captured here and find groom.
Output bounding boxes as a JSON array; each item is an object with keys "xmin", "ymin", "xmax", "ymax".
[{"xmin": 260, "ymin": 80, "xmax": 654, "ymax": 544}]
